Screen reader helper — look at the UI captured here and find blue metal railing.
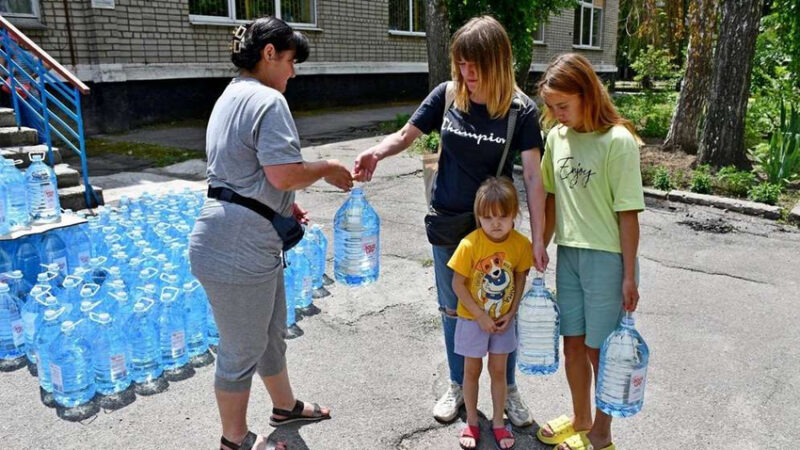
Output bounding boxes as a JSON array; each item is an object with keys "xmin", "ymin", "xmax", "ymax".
[{"xmin": 0, "ymin": 16, "xmax": 100, "ymax": 208}]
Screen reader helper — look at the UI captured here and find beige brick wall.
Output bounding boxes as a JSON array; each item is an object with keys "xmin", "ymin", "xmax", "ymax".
[{"xmin": 14, "ymin": 0, "xmax": 616, "ymax": 72}]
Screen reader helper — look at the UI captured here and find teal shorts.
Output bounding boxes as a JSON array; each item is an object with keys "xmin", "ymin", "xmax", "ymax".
[{"xmin": 555, "ymin": 245, "xmax": 639, "ymax": 349}]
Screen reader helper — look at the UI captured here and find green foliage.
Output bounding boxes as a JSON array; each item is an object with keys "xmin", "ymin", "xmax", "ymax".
[
  {"xmin": 629, "ymin": 45, "xmax": 680, "ymax": 88},
  {"xmin": 715, "ymin": 166, "xmax": 757, "ymax": 197},
  {"xmin": 748, "ymin": 101, "xmax": 800, "ymax": 186},
  {"xmin": 652, "ymin": 166, "xmax": 673, "ymax": 191},
  {"xmin": 613, "ymin": 92, "xmax": 677, "ymax": 138},
  {"xmin": 411, "ymin": 131, "xmax": 441, "ymax": 155},
  {"xmin": 689, "ymin": 170, "xmax": 712, "ymax": 194},
  {"xmin": 747, "ymin": 182, "xmax": 783, "ymax": 205},
  {"xmin": 772, "ymin": 0, "xmax": 800, "ymax": 80}
]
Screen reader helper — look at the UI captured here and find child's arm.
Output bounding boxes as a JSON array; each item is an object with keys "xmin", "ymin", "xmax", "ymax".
[
  {"xmin": 452, "ymin": 272, "xmax": 496, "ymax": 333},
  {"xmin": 619, "ymin": 210, "xmax": 640, "ymax": 311},
  {"xmin": 495, "ymin": 270, "xmax": 528, "ymax": 333}
]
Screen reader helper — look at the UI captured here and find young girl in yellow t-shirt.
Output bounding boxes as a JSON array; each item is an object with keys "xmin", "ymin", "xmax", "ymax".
[
  {"xmin": 448, "ymin": 177, "xmax": 532, "ymax": 449},
  {"xmin": 536, "ymin": 53, "xmax": 645, "ymax": 450}
]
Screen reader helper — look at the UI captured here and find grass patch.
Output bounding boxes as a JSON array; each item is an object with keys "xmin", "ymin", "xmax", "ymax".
[{"xmin": 86, "ymin": 138, "xmax": 199, "ymax": 167}]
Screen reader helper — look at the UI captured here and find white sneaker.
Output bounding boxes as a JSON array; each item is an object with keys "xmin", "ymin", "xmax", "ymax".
[
  {"xmin": 505, "ymin": 384, "xmax": 534, "ymax": 427},
  {"xmin": 432, "ymin": 382, "xmax": 463, "ymax": 423}
]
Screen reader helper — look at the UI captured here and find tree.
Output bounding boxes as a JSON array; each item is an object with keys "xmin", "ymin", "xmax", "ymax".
[
  {"xmin": 443, "ymin": 0, "xmax": 575, "ymax": 88},
  {"xmin": 772, "ymin": 0, "xmax": 800, "ymax": 82},
  {"xmin": 617, "ymin": 0, "xmax": 688, "ymax": 80},
  {"xmin": 663, "ymin": 0, "xmax": 719, "ymax": 154},
  {"xmin": 699, "ymin": 0, "xmax": 763, "ymax": 168},
  {"xmin": 425, "ymin": 0, "xmax": 451, "ymax": 90}
]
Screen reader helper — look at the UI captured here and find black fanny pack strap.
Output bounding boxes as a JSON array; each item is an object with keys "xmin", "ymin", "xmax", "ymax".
[{"xmin": 208, "ymin": 186, "xmax": 276, "ymax": 221}]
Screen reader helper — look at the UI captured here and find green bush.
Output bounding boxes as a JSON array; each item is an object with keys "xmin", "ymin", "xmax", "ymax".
[
  {"xmin": 715, "ymin": 166, "xmax": 757, "ymax": 197},
  {"xmin": 629, "ymin": 45, "xmax": 680, "ymax": 89},
  {"xmin": 748, "ymin": 100, "xmax": 800, "ymax": 186},
  {"xmin": 411, "ymin": 131, "xmax": 440, "ymax": 155},
  {"xmin": 747, "ymin": 182, "xmax": 783, "ymax": 205},
  {"xmin": 689, "ymin": 170, "xmax": 712, "ymax": 194},
  {"xmin": 613, "ymin": 92, "xmax": 677, "ymax": 139},
  {"xmin": 652, "ymin": 167, "xmax": 673, "ymax": 191}
]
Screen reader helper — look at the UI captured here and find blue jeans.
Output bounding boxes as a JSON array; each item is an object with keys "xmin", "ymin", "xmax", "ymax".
[{"xmin": 432, "ymin": 245, "xmax": 517, "ymax": 386}]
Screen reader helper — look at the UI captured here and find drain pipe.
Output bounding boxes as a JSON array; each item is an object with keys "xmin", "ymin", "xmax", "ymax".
[{"xmin": 61, "ymin": 0, "xmax": 77, "ymax": 67}]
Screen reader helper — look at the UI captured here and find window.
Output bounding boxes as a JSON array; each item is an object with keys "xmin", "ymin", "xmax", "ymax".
[
  {"xmin": 189, "ymin": 0, "xmax": 316, "ymax": 27},
  {"xmin": 533, "ymin": 24, "xmax": 545, "ymax": 44},
  {"xmin": 0, "ymin": 0, "xmax": 40, "ymax": 18},
  {"xmin": 573, "ymin": 0, "xmax": 603, "ymax": 48},
  {"xmin": 388, "ymin": 0, "xmax": 425, "ymax": 35}
]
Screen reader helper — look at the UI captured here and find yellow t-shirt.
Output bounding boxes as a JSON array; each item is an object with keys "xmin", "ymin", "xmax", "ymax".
[
  {"xmin": 447, "ymin": 229, "xmax": 532, "ymax": 320},
  {"xmin": 541, "ymin": 124, "xmax": 645, "ymax": 254}
]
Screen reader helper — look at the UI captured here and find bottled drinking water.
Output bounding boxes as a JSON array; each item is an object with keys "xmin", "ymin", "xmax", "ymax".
[
  {"xmin": 48, "ymin": 320, "xmax": 96, "ymax": 407},
  {"xmin": 14, "ymin": 236, "xmax": 41, "ymax": 285},
  {"xmin": 6, "ymin": 270, "xmax": 31, "ymax": 304},
  {"xmin": 0, "ymin": 177, "xmax": 10, "ymax": 236},
  {"xmin": 309, "ymin": 224, "xmax": 329, "ymax": 286},
  {"xmin": 158, "ymin": 287, "xmax": 188, "ymax": 371},
  {"xmin": 284, "ymin": 264, "xmax": 297, "ymax": 328},
  {"xmin": 288, "ymin": 244, "xmax": 313, "ymax": 310},
  {"xmin": 517, "ymin": 274, "xmax": 560, "ymax": 375},
  {"xmin": 90, "ymin": 312, "xmax": 131, "ymax": 395},
  {"xmin": 1, "ymin": 158, "xmax": 31, "ymax": 230},
  {"xmin": 206, "ymin": 301, "xmax": 219, "ymax": 347},
  {"xmin": 34, "ymin": 306, "xmax": 67, "ymax": 392},
  {"xmin": 39, "ymin": 231, "xmax": 70, "ymax": 280},
  {"xmin": 64, "ymin": 224, "xmax": 93, "ymax": 271},
  {"xmin": 302, "ymin": 230, "xmax": 323, "ymax": 290},
  {"xmin": 126, "ymin": 299, "xmax": 164, "ymax": 387},
  {"xmin": 24, "ymin": 153, "xmax": 61, "ymax": 224},
  {"xmin": 596, "ymin": 312, "xmax": 650, "ymax": 418},
  {"xmin": 0, "ymin": 244, "xmax": 13, "ymax": 283},
  {"xmin": 182, "ymin": 280, "xmax": 208, "ymax": 359},
  {"xmin": 21, "ymin": 289, "xmax": 57, "ymax": 365},
  {"xmin": 0, "ymin": 282, "xmax": 25, "ymax": 361},
  {"xmin": 333, "ymin": 188, "xmax": 380, "ymax": 286}
]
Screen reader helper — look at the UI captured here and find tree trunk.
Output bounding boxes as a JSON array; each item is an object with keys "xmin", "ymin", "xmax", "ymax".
[
  {"xmin": 698, "ymin": 0, "xmax": 763, "ymax": 168},
  {"xmin": 663, "ymin": 0, "xmax": 718, "ymax": 154},
  {"xmin": 425, "ymin": 0, "xmax": 451, "ymax": 91}
]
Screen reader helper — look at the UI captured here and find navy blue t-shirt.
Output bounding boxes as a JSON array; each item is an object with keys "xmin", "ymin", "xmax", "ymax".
[{"xmin": 410, "ymin": 82, "xmax": 544, "ymax": 214}]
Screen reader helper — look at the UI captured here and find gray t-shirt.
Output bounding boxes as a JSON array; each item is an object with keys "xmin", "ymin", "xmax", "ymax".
[
  {"xmin": 206, "ymin": 77, "xmax": 303, "ymax": 215},
  {"xmin": 189, "ymin": 77, "xmax": 303, "ymax": 284}
]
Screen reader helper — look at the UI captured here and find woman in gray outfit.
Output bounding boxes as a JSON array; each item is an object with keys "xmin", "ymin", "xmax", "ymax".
[{"xmin": 189, "ymin": 17, "xmax": 352, "ymax": 450}]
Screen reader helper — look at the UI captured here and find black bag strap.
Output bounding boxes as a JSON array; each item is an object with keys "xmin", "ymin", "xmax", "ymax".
[
  {"xmin": 496, "ymin": 94, "xmax": 524, "ymax": 178},
  {"xmin": 208, "ymin": 186, "xmax": 277, "ymax": 221},
  {"xmin": 436, "ymin": 81, "xmax": 457, "ymax": 158}
]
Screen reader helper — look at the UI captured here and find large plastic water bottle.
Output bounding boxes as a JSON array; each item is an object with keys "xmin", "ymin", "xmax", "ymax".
[
  {"xmin": 596, "ymin": 312, "xmax": 650, "ymax": 418},
  {"xmin": 64, "ymin": 225, "xmax": 93, "ymax": 271},
  {"xmin": 24, "ymin": 153, "xmax": 61, "ymax": 224},
  {"xmin": 182, "ymin": 280, "xmax": 208, "ymax": 359},
  {"xmin": 90, "ymin": 312, "xmax": 132, "ymax": 395},
  {"xmin": 206, "ymin": 301, "xmax": 219, "ymax": 347},
  {"xmin": 288, "ymin": 245, "xmax": 313, "ymax": 310},
  {"xmin": 6, "ymin": 270, "xmax": 31, "ymax": 305},
  {"xmin": 309, "ymin": 224, "xmax": 330, "ymax": 286},
  {"xmin": 34, "ymin": 306, "xmax": 67, "ymax": 392},
  {"xmin": 126, "ymin": 298, "xmax": 164, "ymax": 389},
  {"xmin": 39, "ymin": 231, "xmax": 70, "ymax": 280},
  {"xmin": 158, "ymin": 286, "xmax": 188, "ymax": 371},
  {"xmin": 517, "ymin": 274, "xmax": 560, "ymax": 375},
  {"xmin": 284, "ymin": 264, "xmax": 297, "ymax": 328},
  {"xmin": 0, "ymin": 244, "xmax": 13, "ymax": 284},
  {"xmin": 1, "ymin": 158, "xmax": 31, "ymax": 230},
  {"xmin": 48, "ymin": 320, "xmax": 96, "ymax": 407},
  {"xmin": 0, "ymin": 177, "xmax": 10, "ymax": 236},
  {"xmin": 302, "ymin": 231, "xmax": 323, "ymax": 290},
  {"xmin": 14, "ymin": 236, "xmax": 40, "ymax": 286},
  {"xmin": 333, "ymin": 188, "xmax": 380, "ymax": 286},
  {"xmin": 0, "ymin": 282, "xmax": 26, "ymax": 362},
  {"xmin": 21, "ymin": 289, "xmax": 57, "ymax": 365}
]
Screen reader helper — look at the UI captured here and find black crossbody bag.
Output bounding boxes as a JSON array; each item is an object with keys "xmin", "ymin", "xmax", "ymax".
[
  {"xmin": 424, "ymin": 95, "xmax": 522, "ymax": 248},
  {"xmin": 208, "ymin": 186, "xmax": 304, "ymax": 251}
]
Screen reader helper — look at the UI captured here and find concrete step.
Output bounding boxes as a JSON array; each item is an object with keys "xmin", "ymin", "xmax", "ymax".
[
  {"xmin": 0, "ymin": 126, "xmax": 37, "ymax": 147},
  {"xmin": 0, "ymin": 144, "xmax": 62, "ymax": 168},
  {"xmin": 54, "ymin": 163, "xmax": 80, "ymax": 189},
  {"xmin": 59, "ymin": 184, "xmax": 103, "ymax": 211},
  {"xmin": 0, "ymin": 108, "xmax": 16, "ymax": 127}
]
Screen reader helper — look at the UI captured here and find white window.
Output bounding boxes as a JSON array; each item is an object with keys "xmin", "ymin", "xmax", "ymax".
[
  {"xmin": 388, "ymin": 0, "xmax": 426, "ymax": 36},
  {"xmin": 533, "ymin": 24, "xmax": 545, "ymax": 44},
  {"xmin": 573, "ymin": 0, "xmax": 603, "ymax": 48},
  {"xmin": 189, "ymin": 0, "xmax": 317, "ymax": 28},
  {"xmin": 0, "ymin": 0, "xmax": 40, "ymax": 18}
]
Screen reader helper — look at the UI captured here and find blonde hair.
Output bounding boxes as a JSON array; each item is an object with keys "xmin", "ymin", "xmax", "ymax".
[
  {"xmin": 474, "ymin": 177, "xmax": 519, "ymax": 222},
  {"xmin": 538, "ymin": 53, "xmax": 641, "ymax": 142},
  {"xmin": 450, "ymin": 16, "xmax": 517, "ymax": 119}
]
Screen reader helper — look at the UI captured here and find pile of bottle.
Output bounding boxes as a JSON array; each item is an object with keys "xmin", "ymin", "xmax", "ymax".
[
  {"xmin": 284, "ymin": 225, "xmax": 329, "ymax": 330},
  {"xmin": 0, "ymin": 189, "xmax": 219, "ymax": 412},
  {"xmin": 0, "ymin": 154, "xmax": 63, "ymax": 235}
]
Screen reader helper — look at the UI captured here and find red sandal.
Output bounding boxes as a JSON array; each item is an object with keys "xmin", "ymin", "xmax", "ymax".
[
  {"xmin": 459, "ymin": 424, "xmax": 480, "ymax": 450},
  {"xmin": 492, "ymin": 425, "xmax": 515, "ymax": 450}
]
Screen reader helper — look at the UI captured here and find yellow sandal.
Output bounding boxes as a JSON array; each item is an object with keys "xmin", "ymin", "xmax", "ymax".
[
  {"xmin": 554, "ymin": 432, "xmax": 616, "ymax": 450},
  {"xmin": 536, "ymin": 415, "xmax": 585, "ymax": 445}
]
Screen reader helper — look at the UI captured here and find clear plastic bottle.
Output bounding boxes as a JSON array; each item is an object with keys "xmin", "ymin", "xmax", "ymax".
[
  {"xmin": 596, "ymin": 312, "xmax": 650, "ymax": 418},
  {"xmin": 33, "ymin": 306, "xmax": 67, "ymax": 392},
  {"xmin": 48, "ymin": 320, "xmax": 96, "ymax": 407},
  {"xmin": 517, "ymin": 274, "xmax": 560, "ymax": 375},
  {"xmin": 158, "ymin": 286, "xmax": 188, "ymax": 371},
  {"xmin": 14, "ymin": 236, "xmax": 41, "ymax": 286},
  {"xmin": 21, "ymin": 287, "xmax": 56, "ymax": 365},
  {"xmin": 0, "ymin": 176, "xmax": 10, "ymax": 236},
  {"xmin": 39, "ymin": 231, "xmax": 70, "ymax": 281},
  {"xmin": 90, "ymin": 312, "xmax": 132, "ymax": 395},
  {"xmin": 0, "ymin": 282, "xmax": 26, "ymax": 361},
  {"xmin": 1, "ymin": 158, "xmax": 31, "ymax": 230},
  {"xmin": 126, "ymin": 298, "xmax": 163, "ymax": 387},
  {"xmin": 333, "ymin": 188, "xmax": 380, "ymax": 286},
  {"xmin": 24, "ymin": 153, "xmax": 61, "ymax": 224},
  {"xmin": 182, "ymin": 280, "xmax": 208, "ymax": 359}
]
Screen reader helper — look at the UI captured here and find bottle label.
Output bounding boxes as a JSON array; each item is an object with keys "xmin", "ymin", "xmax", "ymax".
[
  {"xmin": 78, "ymin": 251, "xmax": 91, "ymax": 266},
  {"xmin": 627, "ymin": 366, "xmax": 648, "ymax": 403},
  {"xmin": 54, "ymin": 257, "xmax": 68, "ymax": 274},
  {"xmin": 43, "ymin": 185, "xmax": 57, "ymax": 209},
  {"xmin": 362, "ymin": 235, "xmax": 379, "ymax": 267},
  {"xmin": 50, "ymin": 363, "xmax": 64, "ymax": 393},
  {"xmin": 109, "ymin": 354, "xmax": 127, "ymax": 381},
  {"xmin": 11, "ymin": 319, "xmax": 24, "ymax": 347},
  {"xmin": 171, "ymin": 331, "xmax": 186, "ymax": 358}
]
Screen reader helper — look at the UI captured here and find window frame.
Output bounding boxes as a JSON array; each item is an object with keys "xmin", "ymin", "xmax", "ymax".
[
  {"xmin": 533, "ymin": 23, "xmax": 545, "ymax": 45},
  {"xmin": 0, "ymin": 0, "xmax": 41, "ymax": 19},
  {"xmin": 189, "ymin": 0, "xmax": 319, "ymax": 30},
  {"xmin": 388, "ymin": 0, "xmax": 426, "ymax": 37},
  {"xmin": 573, "ymin": 0, "xmax": 603, "ymax": 50}
]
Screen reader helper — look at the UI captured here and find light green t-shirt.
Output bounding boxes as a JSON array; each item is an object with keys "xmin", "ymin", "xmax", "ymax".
[{"xmin": 541, "ymin": 124, "xmax": 645, "ymax": 254}]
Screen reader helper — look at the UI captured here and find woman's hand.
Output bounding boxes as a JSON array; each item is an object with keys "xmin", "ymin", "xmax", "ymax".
[
  {"xmin": 622, "ymin": 277, "xmax": 639, "ymax": 312},
  {"xmin": 477, "ymin": 313, "xmax": 497, "ymax": 334},
  {"xmin": 353, "ymin": 148, "xmax": 379, "ymax": 182},
  {"xmin": 324, "ymin": 159, "xmax": 354, "ymax": 191},
  {"xmin": 292, "ymin": 203, "xmax": 309, "ymax": 224}
]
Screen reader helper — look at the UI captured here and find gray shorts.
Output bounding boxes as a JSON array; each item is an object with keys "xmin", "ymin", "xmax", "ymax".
[
  {"xmin": 197, "ymin": 274, "xmax": 288, "ymax": 392},
  {"xmin": 454, "ymin": 318, "xmax": 517, "ymax": 357}
]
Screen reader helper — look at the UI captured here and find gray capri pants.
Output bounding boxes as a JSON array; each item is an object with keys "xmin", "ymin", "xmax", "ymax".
[{"xmin": 198, "ymin": 273, "xmax": 288, "ymax": 392}]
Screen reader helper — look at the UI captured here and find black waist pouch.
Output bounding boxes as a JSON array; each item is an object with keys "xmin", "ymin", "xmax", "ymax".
[
  {"xmin": 424, "ymin": 207, "xmax": 477, "ymax": 247},
  {"xmin": 208, "ymin": 186, "xmax": 304, "ymax": 251}
]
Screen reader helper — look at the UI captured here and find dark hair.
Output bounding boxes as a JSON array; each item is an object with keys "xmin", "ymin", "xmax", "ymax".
[{"xmin": 231, "ymin": 16, "xmax": 310, "ymax": 70}]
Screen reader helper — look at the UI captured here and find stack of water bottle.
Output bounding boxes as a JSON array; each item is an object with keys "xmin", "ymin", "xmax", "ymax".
[
  {"xmin": 0, "ymin": 153, "xmax": 64, "ymax": 236},
  {"xmin": 516, "ymin": 273, "xmax": 650, "ymax": 416},
  {"xmin": 0, "ymin": 188, "xmax": 223, "ymax": 411}
]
